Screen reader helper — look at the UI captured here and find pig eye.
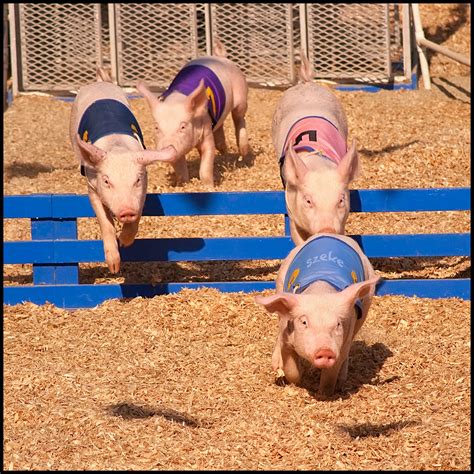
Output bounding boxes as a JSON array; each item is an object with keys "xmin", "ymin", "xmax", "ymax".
[
  {"xmin": 135, "ymin": 177, "xmax": 141, "ymax": 186},
  {"xmin": 103, "ymin": 175, "xmax": 111, "ymax": 187},
  {"xmin": 304, "ymin": 195, "xmax": 313, "ymax": 207},
  {"xmin": 338, "ymin": 195, "xmax": 345, "ymax": 208},
  {"xmin": 179, "ymin": 121, "xmax": 188, "ymax": 132},
  {"xmin": 300, "ymin": 317, "xmax": 308, "ymax": 327}
]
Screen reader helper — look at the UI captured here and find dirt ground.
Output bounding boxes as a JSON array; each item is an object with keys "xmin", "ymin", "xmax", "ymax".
[{"xmin": 3, "ymin": 3, "xmax": 471, "ymax": 471}]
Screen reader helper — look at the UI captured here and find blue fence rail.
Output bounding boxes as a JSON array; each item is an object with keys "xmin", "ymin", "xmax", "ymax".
[{"xmin": 4, "ymin": 188, "xmax": 471, "ymax": 309}]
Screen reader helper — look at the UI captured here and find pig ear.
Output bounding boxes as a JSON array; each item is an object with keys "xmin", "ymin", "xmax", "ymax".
[
  {"xmin": 284, "ymin": 145, "xmax": 309, "ymax": 185},
  {"xmin": 255, "ymin": 293, "xmax": 299, "ymax": 315},
  {"xmin": 186, "ymin": 79, "xmax": 208, "ymax": 114},
  {"xmin": 136, "ymin": 80, "xmax": 159, "ymax": 107},
  {"xmin": 133, "ymin": 146, "xmax": 177, "ymax": 165},
  {"xmin": 76, "ymin": 134, "xmax": 107, "ymax": 166},
  {"xmin": 339, "ymin": 276, "xmax": 380, "ymax": 311},
  {"xmin": 337, "ymin": 138, "xmax": 360, "ymax": 184}
]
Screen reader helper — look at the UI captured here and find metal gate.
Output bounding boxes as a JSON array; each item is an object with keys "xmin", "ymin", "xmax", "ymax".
[
  {"xmin": 8, "ymin": 3, "xmax": 412, "ymax": 95},
  {"xmin": 111, "ymin": 3, "xmax": 203, "ymax": 88},
  {"xmin": 209, "ymin": 3, "xmax": 296, "ymax": 87},
  {"xmin": 305, "ymin": 3, "xmax": 391, "ymax": 81},
  {"xmin": 9, "ymin": 3, "xmax": 102, "ymax": 92}
]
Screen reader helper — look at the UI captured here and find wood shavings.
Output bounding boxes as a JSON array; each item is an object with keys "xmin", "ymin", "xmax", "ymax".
[{"xmin": 3, "ymin": 5, "xmax": 470, "ymax": 470}]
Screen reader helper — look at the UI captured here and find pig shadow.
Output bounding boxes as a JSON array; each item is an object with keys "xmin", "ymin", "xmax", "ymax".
[
  {"xmin": 294, "ymin": 341, "xmax": 396, "ymax": 400},
  {"xmin": 106, "ymin": 402, "xmax": 208, "ymax": 428},
  {"xmin": 358, "ymin": 140, "xmax": 419, "ymax": 158},
  {"xmin": 4, "ymin": 161, "xmax": 54, "ymax": 179},
  {"xmin": 336, "ymin": 419, "xmax": 421, "ymax": 439}
]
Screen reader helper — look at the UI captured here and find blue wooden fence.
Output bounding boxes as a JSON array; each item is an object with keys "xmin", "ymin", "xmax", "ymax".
[{"xmin": 4, "ymin": 188, "xmax": 471, "ymax": 309}]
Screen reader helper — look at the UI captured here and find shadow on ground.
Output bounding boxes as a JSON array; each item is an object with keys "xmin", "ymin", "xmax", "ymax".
[{"xmin": 106, "ymin": 402, "xmax": 209, "ymax": 428}]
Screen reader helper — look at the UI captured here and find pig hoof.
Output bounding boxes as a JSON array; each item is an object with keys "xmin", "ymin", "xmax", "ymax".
[
  {"xmin": 240, "ymin": 144, "xmax": 250, "ymax": 157},
  {"xmin": 201, "ymin": 179, "xmax": 215, "ymax": 188},
  {"xmin": 105, "ymin": 250, "xmax": 121, "ymax": 274},
  {"xmin": 275, "ymin": 368, "xmax": 287, "ymax": 386}
]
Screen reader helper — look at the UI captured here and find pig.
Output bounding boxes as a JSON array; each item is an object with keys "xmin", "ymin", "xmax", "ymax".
[
  {"xmin": 255, "ymin": 233, "xmax": 379, "ymax": 397},
  {"xmin": 70, "ymin": 67, "xmax": 177, "ymax": 273},
  {"xmin": 136, "ymin": 38, "xmax": 249, "ymax": 187},
  {"xmin": 272, "ymin": 52, "xmax": 360, "ymax": 245}
]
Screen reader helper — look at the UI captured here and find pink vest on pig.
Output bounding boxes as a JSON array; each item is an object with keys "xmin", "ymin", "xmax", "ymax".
[{"xmin": 279, "ymin": 116, "xmax": 347, "ymax": 186}]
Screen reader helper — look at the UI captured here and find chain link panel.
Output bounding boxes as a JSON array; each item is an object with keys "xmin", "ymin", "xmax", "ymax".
[
  {"xmin": 113, "ymin": 3, "xmax": 199, "ymax": 89},
  {"xmin": 307, "ymin": 4, "xmax": 391, "ymax": 81},
  {"xmin": 12, "ymin": 3, "xmax": 406, "ymax": 92},
  {"xmin": 210, "ymin": 3, "xmax": 295, "ymax": 87},
  {"xmin": 18, "ymin": 3, "xmax": 102, "ymax": 92}
]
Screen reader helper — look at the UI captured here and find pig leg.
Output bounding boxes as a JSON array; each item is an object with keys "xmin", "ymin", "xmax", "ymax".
[
  {"xmin": 336, "ymin": 356, "xmax": 349, "ymax": 389},
  {"xmin": 271, "ymin": 334, "xmax": 284, "ymax": 372},
  {"xmin": 88, "ymin": 188, "xmax": 121, "ymax": 273},
  {"xmin": 213, "ymin": 125, "xmax": 227, "ymax": 154},
  {"xmin": 197, "ymin": 127, "xmax": 216, "ymax": 187},
  {"xmin": 320, "ymin": 349, "xmax": 351, "ymax": 396},
  {"xmin": 231, "ymin": 104, "xmax": 249, "ymax": 158},
  {"xmin": 319, "ymin": 366, "xmax": 340, "ymax": 397},
  {"xmin": 281, "ymin": 345, "xmax": 302, "ymax": 385},
  {"xmin": 172, "ymin": 155, "xmax": 189, "ymax": 185},
  {"xmin": 119, "ymin": 218, "xmax": 140, "ymax": 247}
]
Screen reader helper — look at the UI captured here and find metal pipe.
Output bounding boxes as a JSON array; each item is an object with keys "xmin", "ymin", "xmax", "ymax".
[
  {"xmin": 417, "ymin": 36, "xmax": 470, "ymax": 66},
  {"xmin": 4, "ymin": 3, "xmax": 9, "ymax": 110},
  {"xmin": 411, "ymin": 3, "xmax": 431, "ymax": 90}
]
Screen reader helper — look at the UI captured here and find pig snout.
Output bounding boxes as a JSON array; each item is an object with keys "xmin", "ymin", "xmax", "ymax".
[
  {"xmin": 313, "ymin": 348, "xmax": 337, "ymax": 369},
  {"xmin": 118, "ymin": 209, "xmax": 138, "ymax": 224}
]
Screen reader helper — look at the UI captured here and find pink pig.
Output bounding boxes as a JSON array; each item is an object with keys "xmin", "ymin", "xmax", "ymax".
[
  {"xmin": 272, "ymin": 53, "xmax": 360, "ymax": 245},
  {"xmin": 255, "ymin": 233, "xmax": 379, "ymax": 397},
  {"xmin": 70, "ymin": 67, "xmax": 177, "ymax": 273},
  {"xmin": 136, "ymin": 39, "xmax": 249, "ymax": 187}
]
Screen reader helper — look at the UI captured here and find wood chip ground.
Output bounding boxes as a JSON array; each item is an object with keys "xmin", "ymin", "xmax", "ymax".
[{"xmin": 3, "ymin": 4, "xmax": 471, "ymax": 470}]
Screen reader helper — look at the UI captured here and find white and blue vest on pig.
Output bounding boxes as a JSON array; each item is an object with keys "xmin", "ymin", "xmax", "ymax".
[
  {"xmin": 283, "ymin": 236, "xmax": 365, "ymax": 319},
  {"xmin": 78, "ymin": 99, "xmax": 146, "ymax": 176}
]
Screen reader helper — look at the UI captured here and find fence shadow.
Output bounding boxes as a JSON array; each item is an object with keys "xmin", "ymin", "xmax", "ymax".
[
  {"xmin": 424, "ymin": 4, "xmax": 469, "ymax": 64},
  {"xmin": 372, "ymin": 256, "xmax": 471, "ymax": 279},
  {"xmin": 431, "ymin": 77, "xmax": 471, "ymax": 104},
  {"xmin": 79, "ymin": 260, "xmax": 281, "ymax": 285}
]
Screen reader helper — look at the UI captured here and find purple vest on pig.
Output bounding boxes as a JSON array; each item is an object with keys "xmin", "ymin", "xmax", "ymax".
[{"xmin": 161, "ymin": 64, "xmax": 226, "ymax": 129}]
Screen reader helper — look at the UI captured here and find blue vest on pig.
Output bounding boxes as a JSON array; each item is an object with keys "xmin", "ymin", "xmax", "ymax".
[
  {"xmin": 283, "ymin": 236, "xmax": 365, "ymax": 319},
  {"xmin": 78, "ymin": 99, "xmax": 146, "ymax": 176},
  {"xmin": 160, "ymin": 64, "xmax": 226, "ymax": 129}
]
